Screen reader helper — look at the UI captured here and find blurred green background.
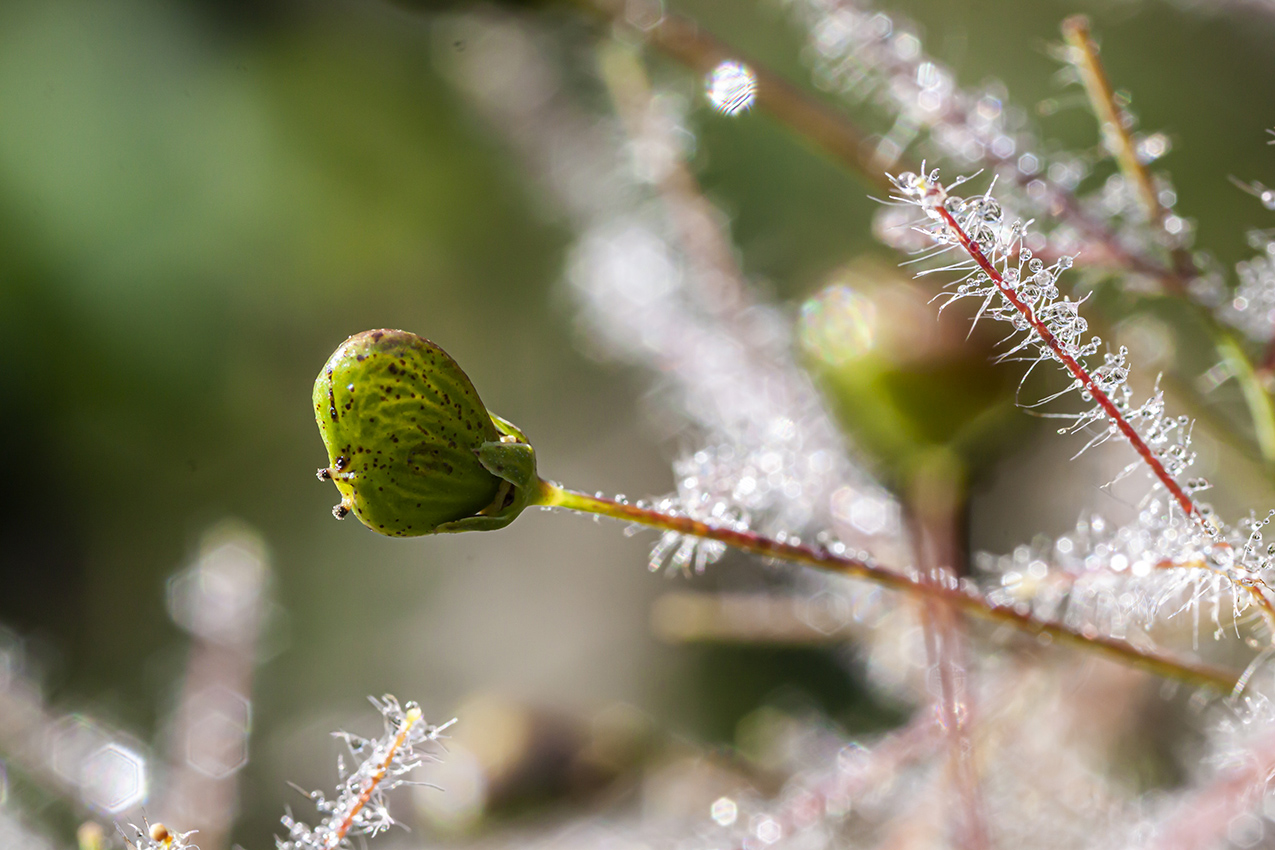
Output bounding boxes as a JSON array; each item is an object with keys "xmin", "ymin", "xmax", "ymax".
[{"xmin": 1, "ymin": 0, "xmax": 1274, "ymax": 845}]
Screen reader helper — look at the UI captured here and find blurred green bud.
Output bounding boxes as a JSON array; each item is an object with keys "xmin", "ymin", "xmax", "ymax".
[
  {"xmin": 314, "ymin": 329, "xmax": 539, "ymax": 536},
  {"xmin": 799, "ymin": 265, "xmax": 1023, "ymax": 486}
]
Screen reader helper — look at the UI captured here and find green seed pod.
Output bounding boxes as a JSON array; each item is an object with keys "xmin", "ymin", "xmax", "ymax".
[
  {"xmin": 798, "ymin": 268, "xmax": 1024, "ymax": 489},
  {"xmin": 313, "ymin": 329, "xmax": 539, "ymax": 536}
]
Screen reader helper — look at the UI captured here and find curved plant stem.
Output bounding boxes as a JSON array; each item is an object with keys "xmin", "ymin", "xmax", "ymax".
[{"xmin": 534, "ymin": 479, "xmax": 1238, "ymax": 691}]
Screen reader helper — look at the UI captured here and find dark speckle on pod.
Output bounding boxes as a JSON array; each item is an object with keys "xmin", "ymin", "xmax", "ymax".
[{"xmin": 313, "ymin": 329, "xmax": 502, "ymax": 536}]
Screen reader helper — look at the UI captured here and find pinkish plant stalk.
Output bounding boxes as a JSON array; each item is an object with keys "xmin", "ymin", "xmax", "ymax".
[{"xmin": 887, "ymin": 168, "xmax": 1275, "ymax": 631}]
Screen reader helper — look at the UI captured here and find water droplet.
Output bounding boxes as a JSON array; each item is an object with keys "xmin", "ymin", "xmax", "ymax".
[{"xmin": 706, "ymin": 61, "xmax": 757, "ymax": 116}]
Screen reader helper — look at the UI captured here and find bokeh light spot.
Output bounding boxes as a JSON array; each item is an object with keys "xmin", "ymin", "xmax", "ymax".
[
  {"xmin": 799, "ymin": 286, "xmax": 877, "ymax": 364},
  {"xmin": 81, "ymin": 743, "xmax": 147, "ymax": 814},
  {"xmin": 706, "ymin": 62, "xmax": 756, "ymax": 116}
]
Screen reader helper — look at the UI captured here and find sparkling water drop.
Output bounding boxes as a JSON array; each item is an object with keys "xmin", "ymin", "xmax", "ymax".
[{"xmin": 706, "ymin": 61, "xmax": 757, "ymax": 116}]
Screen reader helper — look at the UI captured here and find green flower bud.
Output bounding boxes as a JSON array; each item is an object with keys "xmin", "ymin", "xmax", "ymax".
[
  {"xmin": 798, "ymin": 269, "xmax": 1024, "ymax": 487},
  {"xmin": 314, "ymin": 329, "xmax": 539, "ymax": 536}
]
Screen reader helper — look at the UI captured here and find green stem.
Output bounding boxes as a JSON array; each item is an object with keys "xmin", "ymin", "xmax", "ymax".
[
  {"xmin": 1217, "ymin": 328, "xmax": 1275, "ymax": 467},
  {"xmin": 1062, "ymin": 16, "xmax": 1164, "ymax": 233},
  {"xmin": 1061, "ymin": 16, "xmax": 1275, "ymax": 468},
  {"xmin": 533, "ymin": 479, "xmax": 1239, "ymax": 691}
]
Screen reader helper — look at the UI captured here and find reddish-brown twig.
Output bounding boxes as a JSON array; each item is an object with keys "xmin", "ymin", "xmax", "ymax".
[
  {"xmin": 325, "ymin": 706, "xmax": 423, "ymax": 848},
  {"xmin": 537, "ymin": 481, "xmax": 1239, "ymax": 690},
  {"xmin": 934, "ymin": 203, "xmax": 1198, "ymax": 516},
  {"xmin": 929, "ymin": 202, "xmax": 1275, "ymax": 630}
]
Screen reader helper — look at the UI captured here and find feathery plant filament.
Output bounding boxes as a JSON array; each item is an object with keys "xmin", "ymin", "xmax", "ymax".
[
  {"xmin": 891, "ymin": 169, "xmax": 1199, "ymax": 520},
  {"xmin": 277, "ymin": 696, "xmax": 453, "ymax": 850},
  {"xmin": 327, "ymin": 704, "xmax": 419, "ymax": 847},
  {"xmin": 888, "ymin": 167, "xmax": 1275, "ymax": 632}
]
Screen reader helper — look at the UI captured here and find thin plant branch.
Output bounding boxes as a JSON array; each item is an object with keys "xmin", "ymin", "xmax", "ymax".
[
  {"xmin": 534, "ymin": 479, "xmax": 1240, "ymax": 691},
  {"xmin": 933, "ymin": 202, "xmax": 1199, "ymax": 517},
  {"xmin": 1061, "ymin": 16, "xmax": 1171, "ymax": 240},
  {"xmin": 572, "ymin": 0, "xmax": 900, "ymax": 192},
  {"xmin": 1060, "ymin": 15, "xmax": 1275, "ymax": 467},
  {"xmin": 910, "ymin": 484, "xmax": 990, "ymax": 850}
]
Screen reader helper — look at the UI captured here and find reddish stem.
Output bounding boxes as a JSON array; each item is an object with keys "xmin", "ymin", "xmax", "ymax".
[
  {"xmin": 327, "ymin": 708, "xmax": 421, "ymax": 847},
  {"xmin": 540, "ymin": 482, "xmax": 1238, "ymax": 689},
  {"xmin": 1261, "ymin": 337, "xmax": 1275, "ymax": 375},
  {"xmin": 935, "ymin": 207, "xmax": 1275, "ymax": 629},
  {"xmin": 934, "ymin": 205, "xmax": 1199, "ymax": 520}
]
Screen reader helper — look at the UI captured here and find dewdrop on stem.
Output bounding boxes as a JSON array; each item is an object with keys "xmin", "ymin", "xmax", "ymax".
[
  {"xmin": 119, "ymin": 821, "xmax": 198, "ymax": 850},
  {"xmin": 706, "ymin": 61, "xmax": 756, "ymax": 116}
]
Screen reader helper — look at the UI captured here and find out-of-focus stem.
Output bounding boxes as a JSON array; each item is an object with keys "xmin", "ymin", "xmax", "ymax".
[
  {"xmin": 1147, "ymin": 725, "xmax": 1275, "ymax": 850},
  {"xmin": 907, "ymin": 455, "xmax": 990, "ymax": 850},
  {"xmin": 158, "ymin": 527, "xmax": 269, "ymax": 850},
  {"xmin": 572, "ymin": 0, "xmax": 901, "ymax": 192},
  {"xmin": 534, "ymin": 479, "xmax": 1239, "ymax": 690},
  {"xmin": 1060, "ymin": 15, "xmax": 1202, "ymax": 298},
  {"xmin": 1218, "ymin": 330, "xmax": 1275, "ymax": 465},
  {"xmin": 1061, "ymin": 17, "xmax": 1162, "ymax": 232},
  {"xmin": 597, "ymin": 39, "xmax": 751, "ymax": 312},
  {"xmin": 1061, "ymin": 16, "xmax": 1275, "ymax": 468}
]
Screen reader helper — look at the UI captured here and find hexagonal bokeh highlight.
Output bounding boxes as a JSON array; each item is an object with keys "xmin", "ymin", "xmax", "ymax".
[
  {"xmin": 80, "ymin": 742, "xmax": 147, "ymax": 813},
  {"xmin": 801, "ymin": 590, "xmax": 850, "ymax": 636},
  {"xmin": 710, "ymin": 796, "xmax": 738, "ymax": 827},
  {"xmin": 1228, "ymin": 813, "xmax": 1264, "ymax": 849},
  {"xmin": 830, "ymin": 486, "xmax": 896, "ymax": 537},
  {"xmin": 47, "ymin": 715, "xmax": 110, "ymax": 786},
  {"xmin": 186, "ymin": 687, "xmax": 251, "ymax": 779},
  {"xmin": 167, "ymin": 521, "xmax": 269, "ymax": 646}
]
